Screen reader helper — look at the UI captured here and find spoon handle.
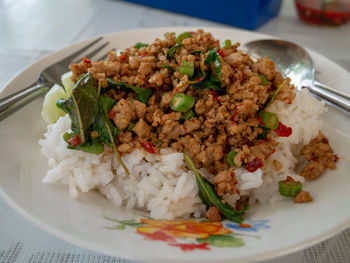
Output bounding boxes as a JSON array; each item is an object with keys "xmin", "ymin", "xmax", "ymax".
[{"xmin": 304, "ymin": 81, "xmax": 350, "ymax": 113}]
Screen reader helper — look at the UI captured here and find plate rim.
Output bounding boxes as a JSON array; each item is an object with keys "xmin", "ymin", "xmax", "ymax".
[{"xmin": 1, "ymin": 26, "xmax": 350, "ymax": 263}]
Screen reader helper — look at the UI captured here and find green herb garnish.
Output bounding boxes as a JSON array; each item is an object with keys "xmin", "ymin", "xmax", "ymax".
[
  {"xmin": 134, "ymin": 42, "xmax": 149, "ymax": 49},
  {"xmin": 161, "ymin": 65, "xmax": 176, "ymax": 72},
  {"xmin": 176, "ymin": 32, "xmax": 192, "ymax": 44},
  {"xmin": 127, "ymin": 122, "xmax": 135, "ymax": 132},
  {"xmin": 57, "ymin": 73, "xmax": 129, "ymax": 175},
  {"xmin": 167, "ymin": 43, "xmax": 182, "ymax": 59},
  {"xmin": 184, "ymin": 153, "xmax": 246, "ymax": 223},
  {"xmin": 56, "ymin": 72, "xmax": 98, "ymax": 144},
  {"xmin": 191, "ymin": 50, "xmax": 205, "ymax": 55},
  {"xmin": 267, "ymin": 79, "xmax": 287, "ymax": 106},
  {"xmin": 259, "ymin": 75, "xmax": 267, "ymax": 86},
  {"xmin": 106, "ymin": 78, "xmax": 153, "ymax": 105}
]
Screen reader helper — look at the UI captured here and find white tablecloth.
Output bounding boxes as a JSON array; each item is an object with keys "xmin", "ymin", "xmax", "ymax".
[{"xmin": 0, "ymin": 0, "xmax": 349, "ymax": 262}]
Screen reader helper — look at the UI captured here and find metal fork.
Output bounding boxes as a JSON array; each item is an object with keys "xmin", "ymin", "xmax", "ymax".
[{"xmin": 0, "ymin": 37, "xmax": 113, "ymax": 121}]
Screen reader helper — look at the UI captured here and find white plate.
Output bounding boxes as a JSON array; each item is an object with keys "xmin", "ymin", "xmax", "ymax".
[{"xmin": 0, "ymin": 27, "xmax": 350, "ymax": 263}]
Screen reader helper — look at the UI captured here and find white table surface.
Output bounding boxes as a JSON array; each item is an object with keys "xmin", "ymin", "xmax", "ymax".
[{"xmin": 0, "ymin": 0, "xmax": 349, "ymax": 262}]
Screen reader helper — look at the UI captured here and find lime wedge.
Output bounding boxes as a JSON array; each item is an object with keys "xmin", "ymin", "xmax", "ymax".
[
  {"xmin": 61, "ymin": 71, "xmax": 74, "ymax": 96},
  {"xmin": 41, "ymin": 84, "xmax": 68, "ymax": 124}
]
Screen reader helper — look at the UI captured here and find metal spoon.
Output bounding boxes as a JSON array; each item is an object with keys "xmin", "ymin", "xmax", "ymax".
[{"xmin": 242, "ymin": 39, "xmax": 350, "ymax": 114}]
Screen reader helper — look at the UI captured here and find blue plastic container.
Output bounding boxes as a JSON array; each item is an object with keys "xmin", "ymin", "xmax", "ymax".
[{"xmin": 123, "ymin": 0, "xmax": 282, "ymax": 30}]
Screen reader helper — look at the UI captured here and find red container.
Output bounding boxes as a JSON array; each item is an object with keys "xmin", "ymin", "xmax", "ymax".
[{"xmin": 295, "ymin": 0, "xmax": 350, "ymax": 26}]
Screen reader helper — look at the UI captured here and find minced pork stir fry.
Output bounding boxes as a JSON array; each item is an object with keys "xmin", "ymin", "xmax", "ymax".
[{"xmin": 59, "ymin": 29, "xmax": 337, "ymax": 221}]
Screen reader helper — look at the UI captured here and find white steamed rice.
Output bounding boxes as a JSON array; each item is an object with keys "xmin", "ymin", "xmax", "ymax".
[{"xmin": 39, "ymin": 89, "xmax": 325, "ymax": 219}]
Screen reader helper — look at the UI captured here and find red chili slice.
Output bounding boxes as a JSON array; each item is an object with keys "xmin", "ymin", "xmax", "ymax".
[
  {"xmin": 119, "ymin": 54, "xmax": 127, "ymax": 61},
  {"xmin": 210, "ymin": 90, "xmax": 218, "ymax": 96},
  {"xmin": 83, "ymin": 57, "xmax": 91, "ymax": 64},
  {"xmin": 257, "ymin": 116, "xmax": 265, "ymax": 126},
  {"xmin": 274, "ymin": 121, "xmax": 292, "ymax": 137},
  {"xmin": 231, "ymin": 110, "xmax": 238, "ymax": 121},
  {"xmin": 67, "ymin": 134, "xmax": 81, "ymax": 147},
  {"xmin": 217, "ymin": 49, "xmax": 225, "ymax": 58},
  {"xmin": 108, "ymin": 109, "xmax": 115, "ymax": 120},
  {"xmin": 141, "ymin": 142, "xmax": 156, "ymax": 154},
  {"xmin": 246, "ymin": 157, "xmax": 263, "ymax": 172}
]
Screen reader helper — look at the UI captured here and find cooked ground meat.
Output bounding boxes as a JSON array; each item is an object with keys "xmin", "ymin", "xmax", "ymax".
[
  {"xmin": 212, "ymin": 169, "xmax": 237, "ymax": 196},
  {"xmin": 294, "ymin": 190, "xmax": 313, "ymax": 203},
  {"xmin": 206, "ymin": 206, "xmax": 222, "ymax": 222},
  {"xmin": 300, "ymin": 132, "xmax": 338, "ymax": 180},
  {"xmin": 70, "ymin": 29, "xmax": 297, "ymax": 198},
  {"xmin": 112, "ymin": 99, "xmax": 132, "ymax": 130}
]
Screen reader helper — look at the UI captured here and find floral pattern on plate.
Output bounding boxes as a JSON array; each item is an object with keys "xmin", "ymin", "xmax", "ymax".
[
  {"xmin": 104, "ymin": 217, "xmax": 270, "ymax": 251},
  {"xmin": 225, "ymin": 219, "xmax": 271, "ymax": 232}
]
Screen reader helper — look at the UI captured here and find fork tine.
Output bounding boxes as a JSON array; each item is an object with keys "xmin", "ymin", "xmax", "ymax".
[
  {"xmin": 73, "ymin": 42, "xmax": 109, "ymax": 63},
  {"xmin": 60, "ymin": 37, "xmax": 103, "ymax": 64},
  {"xmin": 96, "ymin": 48, "xmax": 116, "ymax": 61}
]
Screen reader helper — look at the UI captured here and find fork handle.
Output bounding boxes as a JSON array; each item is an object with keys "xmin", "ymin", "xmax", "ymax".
[
  {"xmin": 304, "ymin": 81, "xmax": 350, "ymax": 113},
  {"xmin": 0, "ymin": 82, "xmax": 50, "ymax": 121}
]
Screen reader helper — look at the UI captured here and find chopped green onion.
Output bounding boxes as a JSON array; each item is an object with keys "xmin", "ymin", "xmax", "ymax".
[
  {"xmin": 176, "ymin": 32, "xmax": 192, "ymax": 44},
  {"xmin": 134, "ymin": 42, "xmax": 148, "ymax": 49},
  {"xmin": 227, "ymin": 151, "xmax": 238, "ymax": 166},
  {"xmin": 183, "ymin": 109, "xmax": 195, "ymax": 120},
  {"xmin": 222, "ymin": 39, "xmax": 232, "ymax": 49},
  {"xmin": 259, "ymin": 75, "xmax": 267, "ymax": 86},
  {"xmin": 259, "ymin": 111, "xmax": 279, "ymax": 130},
  {"xmin": 161, "ymin": 65, "xmax": 176, "ymax": 72},
  {"xmin": 170, "ymin": 93, "xmax": 195, "ymax": 112},
  {"xmin": 127, "ymin": 122, "xmax": 135, "ymax": 132},
  {"xmin": 63, "ymin": 132, "xmax": 73, "ymax": 142},
  {"xmin": 179, "ymin": 61, "xmax": 194, "ymax": 77},
  {"xmin": 279, "ymin": 177, "xmax": 302, "ymax": 197}
]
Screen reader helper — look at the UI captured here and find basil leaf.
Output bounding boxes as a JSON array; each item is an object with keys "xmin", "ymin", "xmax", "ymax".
[
  {"xmin": 90, "ymin": 96, "xmax": 120, "ymax": 147},
  {"xmin": 94, "ymin": 95, "xmax": 129, "ymax": 175},
  {"xmin": 56, "ymin": 72, "xmax": 98, "ymax": 144},
  {"xmin": 176, "ymin": 32, "xmax": 192, "ymax": 44},
  {"xmin": 258, "ymin": 125, "xmax": 270, "ymax": 140},
  {"xmin": 259, "ymin": 75, "xmax": 267, "ymax": 85},
  {"xmin": 106, "ymin": 79, "xmax": 153, "ymax": 105},
  {"xmin": 191, "ymin": 50, "xmax": 205, "ymax": 55},
  {"xmin": 184, "ymin": 154, "xmax": 245, "ymax": 223},
  {"xmin": 134, "ymin": 42, "xmax": 148, "ymax": 49},
  {"xmin": 192, "ymin": 79, "xmax": 223, "ymax": 91},
  {"xmin": 124, "ymin": 83, "xmax": 153, "ymax": 105},
  {"xmin": 161, "ymin": 64, "xmax": 176, "ymax": 72},
  {"xmin": 205, "ymin": 48, "xmax": 222, "ymax": 84},
  {"xmin": 72, "ymin": 141, "xmax": 105, "ymax": 154},
  {"xmin": 205, "ymin": 48, "xmax": 219, "ymax": 64},
  {"xmin": 167, "ymin": 43, "xmax": 182, "ymax": 59}
]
